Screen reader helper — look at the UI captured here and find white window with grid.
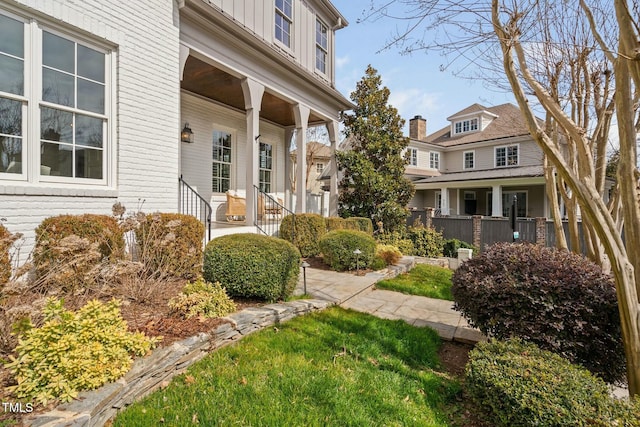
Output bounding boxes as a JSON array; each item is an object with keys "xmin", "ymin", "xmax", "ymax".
[
  {"xmin": 495, "ymin": 145, "xmax": 519, "ymax": 167},
  {"xmin": 0, "ymin": 10, "xmax": 111, "ymax": 184},
  {"xmin": 429, "ymin": 152, "xmax": 440, "ymax": 169},
  {"xmin": 316, "ymin": 162, "xmax": 324, "ymax": 173},
  {"xmin": 212, "ymin": 130, "xmax": 232, "ymax": 193},
  {"xmin": 259, "ymin": 142, "xmax": 272, "ymax": 193},
  {"xmin": 315, "ymin": 19, "xmax": 328, "ymax": 74},
  {"xmin": 463, "ymin": 151, "xmax": 475, "ymax": 169},
  {"xmin": 275, "ymin": 0, "xmax": 293, "ymax": 48}
]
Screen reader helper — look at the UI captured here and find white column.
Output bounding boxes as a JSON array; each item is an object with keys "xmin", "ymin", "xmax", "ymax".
[
  {"xmin": 284, "ymin": 128, "xmax": 295, "ymax": 211},
  {"xmin": 326, "ymin": 120, "xmax": 339, "ymax": 217},
  {"xmin": 294, "ymin": 104, "xmax": 310, "ymax": 213},
  {"xmin": 492, "ymin": 184, "xmax": 503, "ymax": 217},
  {"xmin": 241, "ymin": 78, "xmax": 264, "ymax": 225},
  {"xmin": 440, "ymin": 187, "xmax": 449, "ymax": 216}
]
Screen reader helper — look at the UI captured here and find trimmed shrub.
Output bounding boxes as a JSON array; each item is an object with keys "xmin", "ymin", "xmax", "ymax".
[
  {"xmin": 466, "ymin": 339, "xmax": 640, "ymax": 427},
  {"xmin": 135, "ymin": 213, "xmax": 204, "ymax": 279},
  {"xmin": 34, "ymin": 214, "xmax": 124, "ymax": 289},
  {"xmin": 375, "ymin": 231, "xmax": 414, "ymax": 255},
  {"xmin": 452, "ymin": 242, "xmax": 624, "ymax": 383},
  {"xmin": 280, "ymin": 213, "xmax": 326, "ymax": 257},
  {"xmin": 369, "ymin": 256, "xmax": 387, "ymax": 271},
  {"xmin": 406, "ymin": 226, "xmax": 443, "ymax": 257},
  {"xmin": 325, "ymin": 217, "xmax": 346, "ymax": 232},
  {"xmin": 442, "ymin": 238, "xmax": 477, "ymax": 258},
  {"xmin": 5, "ymin": 298, "xmax": 158, "ymax": 405},
  {"xmin": 318, "ymin": 230, "xmax": 376, "ymax": 272},
  {"xmin": 0, "ymin": 223, "xmax": 13, "ymax": 286},
  {"xmin": 344, "ymin": 217, "xmax": 374, "ymax": 234},
  {"xmin": 375, "ymin": 244, "xmax": 402, "ymax": 266},
  {"xmin": 203, "ymin": 233, "xmax": 300, "ymax": 302},
  {"xmin": 169, "ymin": 278, "xmax": 236, "ymax": 319}
]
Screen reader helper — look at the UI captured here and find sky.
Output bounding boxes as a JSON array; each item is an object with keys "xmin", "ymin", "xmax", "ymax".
[{"xmin": 330, "ymin": 1, "xmax": 516, "ymax": 136}]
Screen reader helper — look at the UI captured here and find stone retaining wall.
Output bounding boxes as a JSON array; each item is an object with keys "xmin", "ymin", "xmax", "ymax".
[{"xmin": 26, "ymin": 299, "xmax": 333, "ymax": 427}]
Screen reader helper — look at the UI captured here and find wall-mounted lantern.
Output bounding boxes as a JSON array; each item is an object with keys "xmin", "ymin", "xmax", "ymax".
[{"xmin": 181, "ymin": 123, "xmax": 194, "ymax": 143}]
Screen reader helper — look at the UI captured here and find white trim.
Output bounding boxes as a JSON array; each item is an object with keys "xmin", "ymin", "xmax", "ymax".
[
  {"xmin": 494, "ymin": 143, "xmax": 520, "ymax": 168},
  {"xmin": 274, "ymin": 0, "xmax": 294, "ymax": 51},
  {"xmin": 429, "ymin": 151, "xmax": 440, "ymax": 170},
  {"xmin": 463, "ymin": 150, "xmax": 475, "ymax": 170}
]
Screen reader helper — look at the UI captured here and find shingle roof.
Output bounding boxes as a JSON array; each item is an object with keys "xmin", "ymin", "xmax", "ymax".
[
  {"xmin": 414, "ymin": 165, "xmax": 544, "ymax": 184},
  {"xmin": 290, "ymin": 141, "xmax": 332, "ymax": 158},
  {"xmin": 427, "ymin": 103, "xmax": 534, "ymax": 147}
]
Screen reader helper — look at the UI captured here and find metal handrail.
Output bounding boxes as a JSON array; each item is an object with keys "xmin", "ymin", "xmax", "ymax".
[
  {"xmin": 253, "ymin": 185, "xmax": 294, "ymax": 239},
  {"xmin": 179, "ymin": 175, "xmax": 212, "ymax": 242}
]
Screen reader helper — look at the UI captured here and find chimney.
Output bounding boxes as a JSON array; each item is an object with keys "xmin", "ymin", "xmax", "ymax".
[{"xmin": 409, "ymin": 115, "xmax": 427, "ymax": 141}]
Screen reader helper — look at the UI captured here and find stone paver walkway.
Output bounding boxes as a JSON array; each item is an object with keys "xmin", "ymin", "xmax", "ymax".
[{"xmin": 295, "ymin": 258, "xmax": 485, "ymax": 344}]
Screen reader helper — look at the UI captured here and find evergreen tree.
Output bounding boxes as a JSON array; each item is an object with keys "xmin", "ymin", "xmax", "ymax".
[{"xmin": 337, "ymin": 65, "xmax": 415, "ymax": 232}]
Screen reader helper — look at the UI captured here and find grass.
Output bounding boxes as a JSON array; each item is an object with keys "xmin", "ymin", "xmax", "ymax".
[
  {"xmin": 376, "ymin": 264, "xmax": 454, "ymax": 301},
  {"xmin": 114, "ymin": 307, "xmax": 461, "ymax": 426}
]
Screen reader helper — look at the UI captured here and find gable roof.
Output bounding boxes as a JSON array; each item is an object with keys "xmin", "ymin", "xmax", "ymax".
[{"xmin": 427, "ymin": 103, "xmax": 533, "ymax": 147}]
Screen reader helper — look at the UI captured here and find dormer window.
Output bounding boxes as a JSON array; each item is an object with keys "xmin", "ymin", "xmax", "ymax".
[{"xmin": 453, "ymin": 118, "xmax": 478, "ymax": 135}]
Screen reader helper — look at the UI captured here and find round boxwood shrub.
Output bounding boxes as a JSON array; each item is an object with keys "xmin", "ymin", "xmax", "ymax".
[
  {"xmin": 452, "ymin": 242, "xmax": 624, "ymax": 383},
  {"xmin": 280, "ymin": 213, "xmax": 326, "ymax": 257},
  {"xmin": 318, "ymin": 230, "xmax": 376, "ymax": 272},
  {"xmin": 466, "ymin": 339, "xmax": 639, "ymax": 427},
  {"xmin": 203, "ymin": 233, "xmax": 300, "ymax": 302},
  {"xmin": 406, "ymin": 226, "xmax": 443, "ymax": 257},
  {"xmin": 135, "ymin": 213, "xmax": 204, "ymax": 280},
  {"xmin": 344, "ymin": 217, "xmax": 374, "ymax": 234}
]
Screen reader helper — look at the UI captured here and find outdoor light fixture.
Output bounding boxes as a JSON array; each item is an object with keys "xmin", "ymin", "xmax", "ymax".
[
  {"xmin": 353, "ymin": 249, "xmax": 362, "ymax": 275},
  {"xmin": 301, "ymin": 261, "xmax": 310, "ymax": 294},
  {"xmin": 181, "ymin": 123, "xmax": 194, "ymax": 143}
]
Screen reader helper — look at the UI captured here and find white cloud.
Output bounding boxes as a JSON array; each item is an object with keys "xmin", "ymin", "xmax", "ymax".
[
  {"xmin": 335, "ymin": 55, "xmax": 350, "ymax": 69},
  {"xmin": 388, "ymin": 89, "xmax": 440, "ymax": 124}
]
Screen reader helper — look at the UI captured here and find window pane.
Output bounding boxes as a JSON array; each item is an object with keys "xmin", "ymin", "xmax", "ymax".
[
  {"xmin": 75, "ymin": 146, "xmax": 102, "ymax": 179},
  {"xmin": 0, "ymin": 136, "xmax": 22, "ymax": 173},
  {"xmin": 0, "ymin": 97, "xmax": 22, "ymax": 136},
  {"xmin": 42, "ymin": 68, "xmax": 74, "ymax": 107},
  {"xmin": 77, "ymin": 78, "xmax": 105, "ymax": 114},
  {"xmin": 43, "ymin": 32, "xmax": 74, "ymax": 73},
  {"xmin": 75, "ymin": 114, "xmax": 103, "ymax": 148},
  {"xmin": 41, "ymin": 107, "xmax": 73, "ymax": 143},
  {"xmin": 0, "ymin": 55, "xmax": 24, "ymax": 95},
  {"xmin": 41, "ymin": 141, "xmax": 72, "ymax": 177},
  {"xmin": 0, "ymin": 15, "xmax": 24, "ymax": 58},
  {"xmin": 77, "ymin": 45, "xmax": 105, "ymax": 82}
]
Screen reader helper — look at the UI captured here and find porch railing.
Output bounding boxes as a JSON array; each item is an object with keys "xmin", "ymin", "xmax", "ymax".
[
  {"xmin": 179, "ymin": 175, "xmax": 212, "ymax": 242},
  {"xmin": 254, "ymin": 185, "xmax": 294, "ymax": 239}
]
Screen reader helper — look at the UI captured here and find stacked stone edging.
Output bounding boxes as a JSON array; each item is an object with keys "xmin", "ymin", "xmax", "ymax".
[{"xmin": 25, "ymin": 299, "xmax": 333, "ymax": 427}]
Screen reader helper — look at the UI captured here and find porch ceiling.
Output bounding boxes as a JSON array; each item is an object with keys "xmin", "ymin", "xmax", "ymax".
[{"xmin": 181, "ymin": 56, "xmax": 325, "ymax": 127}]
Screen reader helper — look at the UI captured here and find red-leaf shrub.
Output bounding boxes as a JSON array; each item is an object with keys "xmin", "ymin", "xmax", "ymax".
[{"xmin": 452, "ymin": 242, "xmax": 624, "ymax": 383}]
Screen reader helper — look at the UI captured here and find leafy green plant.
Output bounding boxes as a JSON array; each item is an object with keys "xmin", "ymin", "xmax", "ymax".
[
  {"xmin": 5, "ymin": 298, "xmax": 158, "ymax": 405},
  {"xmin": 406, "ymin": 226, "xmax": 444, "ymax": 257},
  {"xmin": 375, "ymin": 244, "xmax": 402, "ymax": 266},
  {"xmin": 169, "ymin": 279, "xmax": 236, "ymax": 319},
  {"xmin": 452, "ymin": 242, "xmax": 624, "ymax": 383},
  {"xmin": 442, "ymin": 239, "xmax": 477, "ymax": 258},
  {"xmin": 280, "ymin": 213, "xmax": 326, "ymax": 257},
  {"xmin": 203, "ymin": 233, "xmax": 300, "ymax": 302},
  {"xmin": 318, "ymin": 230, "xmax": 376, "ymax": 271},
  {"xmin": 135, "ymin": 213, "xmax": 204, "ymax": 279},
  {"xmin": 375, "ymin": 231, "xmax": 414, "ymax": 255},
  {"xmin": 466, "ymin": 339, "xmax": 640, "ymax": 426}
]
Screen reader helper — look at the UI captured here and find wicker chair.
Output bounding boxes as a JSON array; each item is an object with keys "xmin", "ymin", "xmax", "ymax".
[{"xmin": 225, "ymin": 191, "xmax": 246, "ymax": 222}]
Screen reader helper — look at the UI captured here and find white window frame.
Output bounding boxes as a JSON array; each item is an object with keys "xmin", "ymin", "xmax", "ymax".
[
  {"xmin": 494, "ymin": 144, "xmax": 519, "ymax": 168},
  {"xmin": 429, "ymin": 151, "xmax": 440, "ymax": 169},
  {"xmin": 463, "ymin": 150, "xmax": 475, "ymax": 170},
  {"xmin": 453, "ymin": 117, "xmax": 479, "ymax": 135},
  {"xmin": 0, "ymin": 8, "xmax": 113, "ymax": 187},
  {"xmin": 434, "ymin": 191, "xmax": 442, "ymax": 209},
  {"xmin": 259, "ymin": 141, "xmax": 273, "ymax": 193},
  {"xmin": 316, "ymin": 162, "xmax": 324, "ymax": 173},
  {"xmin": 275, "ymin": 0, "xmax": 293, "ymax": 49},
  {"xmin": 315, "ymin": 19, "xmax": 328, "ymax": 74},
  {"xmin": 408, "ymin": 148, "xmax": 418, "ymax": 166},
  {"xmin": 212, "ymin": 129, "xmax": 233, "ymax": 194}
]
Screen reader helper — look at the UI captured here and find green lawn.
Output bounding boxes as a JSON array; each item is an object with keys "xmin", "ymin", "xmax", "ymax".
[
  {"xmin": 114, "ymin": 307, "xmax": 461, "ymax": 426},
  {"xmin": 376, "ymin": 264, "xmax": 454, "ymax": 301}
]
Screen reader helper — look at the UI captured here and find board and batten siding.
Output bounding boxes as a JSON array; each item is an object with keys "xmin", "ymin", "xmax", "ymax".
[
  {"xmin": 205, "ymin": 0, "xmax": 335, "ymax": 84},
  {"xmin": 180, "ymin": 92, "xmax": 286, "ymax": 220},
  {"xmin": 1, "ymin": 0, "xmax": 180, "ymax": 261}
]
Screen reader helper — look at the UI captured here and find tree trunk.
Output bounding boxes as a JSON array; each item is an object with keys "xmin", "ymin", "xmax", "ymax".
[{"xmin": 543, "ymin": 157, "xmax": 567, "ymax": 250}]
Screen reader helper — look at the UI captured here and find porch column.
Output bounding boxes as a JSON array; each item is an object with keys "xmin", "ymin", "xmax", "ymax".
[
  {"xmin": 326, "ymin": 120, "xmax": 339, "ymax": 216},
  {"xmin": 284, "ymin": 128, "xmax": 295, "ymax": 211},
  {"xmin": 241, "ymin": 78, "xmax": 265, "ymax": 225},
  {"xmin": 492, "ymin": 184, "xmax": 503, "ymax": 217},
  {"xmin": 294, "ymin": 103, "xmax": 310, "ymax": 213},
  {"xmin": 440, "ymin": 187, "xmax": 449, "ymax": 216}
]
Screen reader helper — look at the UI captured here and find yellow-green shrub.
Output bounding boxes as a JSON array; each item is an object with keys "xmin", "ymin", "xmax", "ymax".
[
  {"xmin": 0, "ymin": 223, "xmax": 13, "ymax": 286},
  {"xmin": 169, "ymin": 279, "xmax": 236, "ymax": 319},
  {"xmin": 34, "ymin": 214, "xmax": 124, "ymax": 289},
  {"xmin": 5, "ymin": 298, "xmax": 158, "ymax": 405},
  {"xmin": 280, "ymin": 213, "xmax": 326, "ymax": 257},
  {"xmin": 375, "ymin": 244, "xmax": 402, "ymax": 266},
  {"xmin": 135, "ymin": 213, "xmax": 204, "ymax": 279},
  {"xmin": 325, "ymin": 217, "xmax": 346, "ymax": 232},
  {"xmin": 345, "ymin": 217, "xmax": 374, "ymax": 234}
]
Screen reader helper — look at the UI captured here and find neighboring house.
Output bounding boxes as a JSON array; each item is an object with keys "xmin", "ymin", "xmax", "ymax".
[
  {"xmin": 290, "ymin": 141, "xmax": 331, "ymax": 194},
  {"xmin": 406, "ymin": 103, "xmax": 551, "ymax": 218},
  {"xmin": 0, "ymin": 0, "xmax": 351, "ymax": 256}
]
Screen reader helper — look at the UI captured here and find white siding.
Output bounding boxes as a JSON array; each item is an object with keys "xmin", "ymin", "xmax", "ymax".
[{"xmin": 1, "ymin": 0, "xmax": 180, "ymax": 260}]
